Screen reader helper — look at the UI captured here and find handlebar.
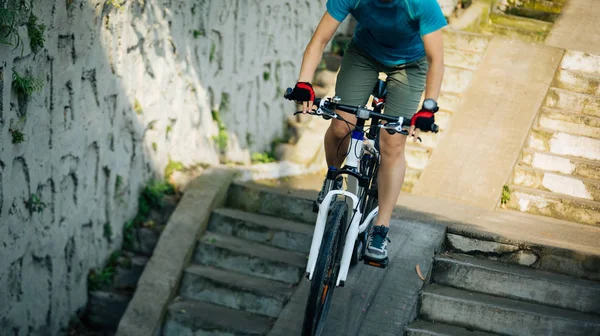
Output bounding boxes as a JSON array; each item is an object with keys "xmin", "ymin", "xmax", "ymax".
[{"xmin": 284, "ymin": 88, "xmax": 439, "ymax": 133}]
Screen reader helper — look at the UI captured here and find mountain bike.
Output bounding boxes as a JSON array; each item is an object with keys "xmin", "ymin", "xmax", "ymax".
[{"xmin": 284, "ymin": 80, "xmax": 439, "ymax": 336}]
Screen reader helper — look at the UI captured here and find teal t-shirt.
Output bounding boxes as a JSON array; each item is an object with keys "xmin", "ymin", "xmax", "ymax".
[{"xmin": 327, "ymin": 0, "xmax": 447, "ymax": 66}]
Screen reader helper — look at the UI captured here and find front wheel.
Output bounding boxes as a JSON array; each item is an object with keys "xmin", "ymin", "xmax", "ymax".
[{"xmin": 302, "ymin": 201, "xmax": 348, "ymax": 336}]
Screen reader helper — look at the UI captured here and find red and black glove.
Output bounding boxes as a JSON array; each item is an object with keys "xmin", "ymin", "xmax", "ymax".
[
  {"xmin": 410, "ymin": 109, "xmax": 436, "ymax": 132},
  {"xmin": 289, "ymin": 82, "xmax": 315, "ymax": 103}
]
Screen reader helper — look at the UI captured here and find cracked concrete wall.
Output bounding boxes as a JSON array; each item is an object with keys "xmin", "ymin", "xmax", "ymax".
[{"xmin": 0, "ymin": 0, "xmax": 338, "ymax": 333}]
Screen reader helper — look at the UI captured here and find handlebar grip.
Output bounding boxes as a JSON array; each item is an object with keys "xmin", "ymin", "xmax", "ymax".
[
  {"xmin": 430, "ymin": 124, "xmax": 439, "ymax": 133},
  {"xmin": 284, "ymin": 87, "xmax": 293, "ymax": 100}
]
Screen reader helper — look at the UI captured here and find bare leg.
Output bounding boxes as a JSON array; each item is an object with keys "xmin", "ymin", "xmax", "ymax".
[
  {"xmin": 375, "ymin": 129, "xmax": 407, "ymax": 227},
  {"xmin": 324, "ymin": 111, "xmax": 357, "ymax": 168}
]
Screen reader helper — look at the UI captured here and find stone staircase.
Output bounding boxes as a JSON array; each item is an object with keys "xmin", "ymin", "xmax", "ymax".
[
  {"xmin": 160, "ymin": 182, "xmax": 317, "ymax": 335},
  {"xmin": 405, "ymin": 249, "xmax": 600, "ymax": 335},
  {"xmin": 404, "ymin": 29, "xmax": 492, "ymax": 192},
  {"xmin": 506, "ymin": 50, "xmax": 600, "ymax": 226}
]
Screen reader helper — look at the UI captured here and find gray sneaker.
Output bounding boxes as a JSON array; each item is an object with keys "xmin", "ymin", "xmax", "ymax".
[{"xmin": 365, "ymin": 225, "xmax": 390, "ymax": 260}]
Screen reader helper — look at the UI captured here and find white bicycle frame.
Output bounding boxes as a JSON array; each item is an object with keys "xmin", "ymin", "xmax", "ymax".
[{"xmin": 305, "ymin": 99, "xmax": 404, "ymax": 287}]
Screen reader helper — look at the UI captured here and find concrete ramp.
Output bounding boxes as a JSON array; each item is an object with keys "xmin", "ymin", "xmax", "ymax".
[
  {"xmin": 269, "ymin": 219, "xmax": 445, "ymax": 336},
  {"xmin": 412, "ymin": 37, "xmax": 563, "ymax": 210}
]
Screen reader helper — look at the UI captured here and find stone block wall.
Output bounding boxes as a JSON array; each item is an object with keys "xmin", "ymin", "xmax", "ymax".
[
  {"xmin": 0, "ymin": 0, "xmax": 333, "ymax": 333},
  {"xmin": 507, "ymin": 50, "xmax": 600, "ymax": 226}
]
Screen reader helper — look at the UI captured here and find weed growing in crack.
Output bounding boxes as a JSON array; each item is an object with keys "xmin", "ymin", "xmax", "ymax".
[
  {"xmin": 164, "ymin": 158, "xmax": 184, "ymax": 180},
  {"xmin": 12, "ymin": 68, "xmax": 42, "ymax": 101},
  {"xmin": 211, "ymin": 110, "xmax": 228, "ymax": 154},
  {"xmin": 88, "ymin": 251, "xmax": 120, "ymax": 290},
  {"xmin": 10, "ymin": 128, "xmax": 25, "ymax": 144},
  {"xmin": 103, "ymin": 222, "xmax": 113, "ymax": 243},
  {"xmin": 133, "ymin": 98, "xmax": 143, "ymax": 114},
  {"xmin": 501, "ymin": 185, "xmax": 511, "ymax": 206},
  {"xmin": 151, "ymin": 142, "xmax": 157, "ymax": 152},
  {"xmin": 25, "ymin": 193, "xmax": 45, "ymax": 213},
  {"xmin": 26, "ymin": 13, "xmax": 45, "ymax": 53},
  {"xmin": 0, "ymin": 1, "xmax": 28, "ymax": 54}
]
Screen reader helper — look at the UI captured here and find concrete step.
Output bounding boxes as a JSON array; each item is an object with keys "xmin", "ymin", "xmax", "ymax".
[
  {"xmin": 208, "ymin": 208, "xmax": 313, "ymax": 253},
  {"xmin": 404, "ymin": 320, "xmax": 497, "ymax": 336},
  {"xmin": 194, "ymin": 231, "xmax": 305, "ymax": 284},
  {"xmin": 163, "ymin": 299, "xmax": 273, "ymax": 336},
  {"xmin": 444, "ymin": 48, "xmax": 484, "ymax": 71},
  {"xmin": 552, "ymin": 68, "xmax": 600, "ymax": 97},
  {"xmin": 507, "ymin": 185, "xmax": 600, "ymax": 226},
  {"xmin": 511, "ymin": 165, "xmax": 600, "ymax": 202},
  {"xmin": 441, "ymin": 66, "xmax": 474, "ymax": 95},
  {"xmin": 432, "ymin": 253, "xmax": 600, "ymax": 314},
  {"xmin": 527, "ymin": 126, "xmax": 600, "ymax": 162},
  {"xmin": 538, "ymin": 107, "xmax": 600, "ymax": 139},
  {"xmin": 543, "ymin": 87, "xmax": 600, "ymax": 118},
  {"xmin": 179, "ymin": 264, "xmax": 293, "ymax": 318},
  {"xmin": 420, "ymin": 285, "xmax": 600, "ymax": 336},
  {"xmin": 484, "ymin": 23, "xmax": 547, "ymax": 43},
  {"xmin": 442, "ymin": 29, "xmax": 492, "ymax": 54},
  {"xmin": 489, "ymin": 13, "xmax": 553, "ymax": 33},
  {"xmin": 519, "ymin": 148, "xmax": 600, "ymax": 181},
  {"xmin": 227, "ymin": 182, "xmax": 317, "ymax": 224}
]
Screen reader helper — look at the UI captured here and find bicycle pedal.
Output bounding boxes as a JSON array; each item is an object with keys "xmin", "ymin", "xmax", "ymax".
[{"xmin": 364, "ymin": 257, "xmax": 388, "ymax": 269}]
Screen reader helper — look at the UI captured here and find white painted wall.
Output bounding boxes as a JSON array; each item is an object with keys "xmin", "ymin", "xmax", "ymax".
[{"xmin": 0, "ymin": 0, "xmax": 342, "ymax": 333}]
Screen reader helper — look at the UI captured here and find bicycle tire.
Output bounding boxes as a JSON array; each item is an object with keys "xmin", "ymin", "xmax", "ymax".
[{"xmin": 302, "ymin": 200, "xmax": 348, "ymax": 336}]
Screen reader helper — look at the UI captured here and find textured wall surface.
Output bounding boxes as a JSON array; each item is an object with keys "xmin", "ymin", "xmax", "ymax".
[{"xmin": 0, "ymin": 0, "xmax": 333, "ymax": 333}]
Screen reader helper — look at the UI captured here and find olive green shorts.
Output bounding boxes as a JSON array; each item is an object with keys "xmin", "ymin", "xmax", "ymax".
[{"xmin": 334, "ymin": 42, "xmax": 428, "ymax": 120}]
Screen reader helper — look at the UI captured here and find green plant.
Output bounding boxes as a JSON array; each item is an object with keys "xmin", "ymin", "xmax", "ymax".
[
  {"xmin": 501, "ymin": 185, "xmax": 511, "ymax": 205},
  {"xmin": 164, "ymin": 159, "xmax": 185, "ymax": 180},
  {"xmin": 251, "ymin": 152, "xmax": 276, "ymax": 164},
  {"xmin": 263, "ymin": 71, "xmax": 270, "ymax": 81},
  {"xmin": 211, "ymin": 110, "xmax": 228, "ymax": 153},
  {"xmin": 115, "ymin": 175, "xmax": 123, "ymax": 190},
  {"xmin": 0, "ymin": 2, "xmax": 26, "ymax": 53},
  {"xmin": 25, "ymin": 193, "xmax": 45, "ymax": 212},
  {"xmin": 133, "ymin": 98, "xmax": 143, "ymax": 114},
  {"xmin": 10, "ymin": 128, "xmax": 25, "ymax": 144},
  {"xmin": 106, "ymin": 0, "xmax": 123, "ymax": 10},
  {"xmin": 26, "ymin": 13, "xmax": 45, "ymax": 53},
  {"xmin": 12, "ymin": 68, "xmax": 43, "ymax": 101},
  {"xmin": 122, "ymin": 219, "xmax": 136, "ymax": 249},
  {"xmin": 166, "ymin": 125, "xmax": 172, "ymax": 138},
  {"xmin": 209, "ymin": 42, "xmax": 216, "ymax": 63},
  {"xmin": 152, "ymin": 142, "xmax": 157, "ymax": 152},
  {"xmin": 88, "ymin": 251, "xmax": 120, "ymax": 290},
  {"xmin": 147, "ymin": 120, "xmax": 157, "ymax": 130},
  {"xmin": 103, "ymin": 222, "xmax": 113, "ymax": 242},
  {"xmin": 192, "ymin": 29, "xmax": 204, "ymax": 38}
]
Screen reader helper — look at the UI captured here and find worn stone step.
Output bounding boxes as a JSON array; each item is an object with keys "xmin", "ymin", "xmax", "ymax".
[
  {"xmin": 404, "ymin": 320, "xmax": 497, "ymax": 336},
  {"xmin": 163, "ymin": 299, "xmax": 274, "ymax": 336},
  {"xmin": 543, "ymin": 87, "xmax": 600, "ymax": 118},
  {"xmin": 560, "ymin": 50, "xmax": 600, "ymax": 77},
  {"xmin": 405, "ymin": 144, "xmax": 433, "ymax": 171},
  {"xmin": 441, "ymin": 66, "xmax": 474, "ymax": 95},
  {"xmin": 520, "ymin": 148, "xmax": 600, "ymax": 181},
  {"xmin": 208, "ymin": 208, "xmax": 313, "ymax": 253},
  {"xmin": 442, "ymin": 29, "xmax": 492, "ymax": 54},
  {"xmin": 527, "ymin": 126, "xmax": 600, "ymax": 162},
  {"xmin": 538, "ymin": 107, "xmax": 600, "ymax": 139},
  {"xmin": 444, "ymin": 48, "xmax": 485, "ymax": 71},
  {"xmin": 420, "ymin": 285, "xmax": 600, "ymax": 336},
  {"xmin": 507, "ymin": 185, "xmax": 600, "ymax": 226},
  {"xmin": 490, "ymin": 13, "xmax": 553, "ymax": 33},
  {"xmin": 552, "ymin": 68, "xmax": 600, "ymax": 96},
  {"xmin": 432, "ymin": 253, "xmax": 600, "ymax": 315},
  {"xmin": 179, "ymin": 264, "xmax": 293, "ymax": 318},
  {"xmin": 227, "ymin": 182, "xmax": 317, "ymax": 224},
  {"xmin": 512, "ymin": 165, "xmax": 600, "ymax": 202},
  {"xmin": 194, "ymin": 231, "xmax": 305, "ymax": 284},
  {"xmin": 484, "ymin": 23, "xmax": 547, "ymax": 43}
]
